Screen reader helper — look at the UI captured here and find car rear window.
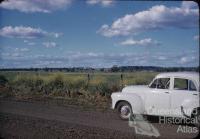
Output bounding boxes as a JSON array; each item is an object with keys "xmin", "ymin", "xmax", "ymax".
[{"xmin": 174, "ymin": 78, "xmax": 188, "ymax": 90}]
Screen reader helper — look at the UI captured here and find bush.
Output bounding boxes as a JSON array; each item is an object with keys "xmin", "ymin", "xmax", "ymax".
[
  {"xmin": 65, "ymin": 78, "xmax": 87, "ymax": 98},
  {"xmin": 0, "ymin": 75, "xmax": 8, "ymax": 86},
  {"xmin": 87, "ymin": 76, "xmax": 120, "ymax": 98}
]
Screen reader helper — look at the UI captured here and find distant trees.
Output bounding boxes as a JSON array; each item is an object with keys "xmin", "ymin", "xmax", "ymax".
[
  {"xmin": 111, "ymin": 65, "xmax": 120, "ymax": 72},
  {"xmin": 0, "ymin": 66, "xmax": 199, "ymax": 72}
]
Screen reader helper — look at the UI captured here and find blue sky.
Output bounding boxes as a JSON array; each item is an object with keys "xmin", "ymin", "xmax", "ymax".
[{"xmin": 0, "ymin": 0, "xmax": 199, "ymax": 68}]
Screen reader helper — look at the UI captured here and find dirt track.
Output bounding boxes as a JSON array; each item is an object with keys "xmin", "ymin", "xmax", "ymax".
[{"xmin": 0, "ymin": 99, "xmax": 199, "ymax": 139}]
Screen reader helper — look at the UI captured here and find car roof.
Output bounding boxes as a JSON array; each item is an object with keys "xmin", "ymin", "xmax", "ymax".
[{"xmin": 156, "ymin": 72, "xmax": 199, "ymax": 83}]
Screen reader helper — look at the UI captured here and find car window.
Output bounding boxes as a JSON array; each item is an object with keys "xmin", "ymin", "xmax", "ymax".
[
  {"xmin": 189, "ymin": 80, "xmax": 197, "ymax": 91},
  {"xmin": 150, "ymin": 79, "xmax": 157, "ymax": 88},
  {"xmin": 149, "ymin": 78, "xmax": 170, "ymax": 89},
  {"xmin": 174, "ymin": 78, "xmax": 188, "ymax": 90},
  {"xmin": 157, "ymin": 78, "xmax": 170, "ymax": 89}
]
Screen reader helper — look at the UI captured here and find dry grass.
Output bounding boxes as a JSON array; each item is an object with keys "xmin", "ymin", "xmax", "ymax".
[{"xmin": 0, "ymin": 71, "xmax": 157, "ymax": 108}]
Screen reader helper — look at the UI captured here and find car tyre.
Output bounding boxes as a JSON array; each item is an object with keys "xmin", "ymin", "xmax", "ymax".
[{"xmin": 117, "ymin": 101, "xmax": 132, "ymax": 120}]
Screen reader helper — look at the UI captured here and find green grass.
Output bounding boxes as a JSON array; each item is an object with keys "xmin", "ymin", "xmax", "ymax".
[{"xmin": 0, "ymin": 71, "xmax": 158, "ymax": 108}]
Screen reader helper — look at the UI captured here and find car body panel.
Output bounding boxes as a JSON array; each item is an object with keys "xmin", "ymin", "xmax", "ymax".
[{"xmin": 111, "ymin": 92, "xmax": 145, "ymax": 114}]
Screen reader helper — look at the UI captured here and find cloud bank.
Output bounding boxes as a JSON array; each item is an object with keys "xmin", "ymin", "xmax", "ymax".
[
  {"xmin": 0, "ymin": 26, "xmax": 62, "ymax": 39},
  {"xmin": 120, "ymin": 38, "xmax": 161, "ymax": 46},
  {"xmin": 0, "ymin": 0, "xmax": 72, "ymax": 13},
  {"xmin": 43, "ymin": 42, "xmax": 58, "ymax": 48},
  {"xmin": 86, "ymin": 0, "xmax": 114, "ymax": 7},
  {"xmin": 1, "ymin": 51, "xmax": 198, "ymax": 68},
  {"xmin": 98, "ymin": 1, "xmax": 199, "ymax": 37}
]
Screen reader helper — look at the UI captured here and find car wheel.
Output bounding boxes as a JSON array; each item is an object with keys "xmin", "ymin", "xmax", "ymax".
[
  {"xmin": 117, "ymin": 101, "xmax": 132, "ymax": 120},
  {"xmin": 192, "ymin": 108, "xmax": 200, "ymax": 128}
]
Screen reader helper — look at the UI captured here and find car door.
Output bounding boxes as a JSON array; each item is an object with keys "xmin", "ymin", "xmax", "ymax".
[
  {"xmin": 145, "ymin": 77, "xmax": 171, "ymax": 116},
  {"xmin": 170, "ymin": 77, "xmax": 199, "ymax": 117}
]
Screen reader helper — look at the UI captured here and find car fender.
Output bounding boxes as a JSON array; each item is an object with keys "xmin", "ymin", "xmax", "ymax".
[{"xmin": 111, "ymin": 92, "xmax": 145, "ymax": 114}]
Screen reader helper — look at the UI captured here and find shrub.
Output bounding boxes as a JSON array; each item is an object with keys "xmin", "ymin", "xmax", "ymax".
[
  {"xmin": 65, "ymin": 77, "xmax": 87, "ymax": 98},
  {"xmin": 0, "ymin": 75, "xmax": 8, "ymax": 86}
]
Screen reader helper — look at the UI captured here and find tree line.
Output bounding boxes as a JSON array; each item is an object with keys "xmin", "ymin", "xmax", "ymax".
[{"xmin": 0, "ymin": 66, "xmax": 199, "ymax": 72}]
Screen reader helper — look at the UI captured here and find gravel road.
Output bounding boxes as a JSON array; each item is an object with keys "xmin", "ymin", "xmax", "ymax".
[{"xmin": 0, "ymin": 99, "xmax": 199, "ymax": 139}]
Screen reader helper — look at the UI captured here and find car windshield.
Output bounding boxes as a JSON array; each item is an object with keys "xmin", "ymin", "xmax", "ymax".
[{"xmin": 148, "ymin": 78, "xmax": 156, "ymax": 88}]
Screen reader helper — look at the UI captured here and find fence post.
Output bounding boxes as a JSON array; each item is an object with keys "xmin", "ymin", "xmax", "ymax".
[
  {"xmin": 121, "ymin": 73, "xmax": 124, "ymax": 89},
  {"xmin": 86, "ymin": 73, "xmax": 90, "ymax": 89}
]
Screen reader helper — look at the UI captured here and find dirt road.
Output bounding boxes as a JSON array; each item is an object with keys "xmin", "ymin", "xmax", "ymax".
[{"xmin": 0, "ymin": 99, "xmax": 199, "ymax": 139}]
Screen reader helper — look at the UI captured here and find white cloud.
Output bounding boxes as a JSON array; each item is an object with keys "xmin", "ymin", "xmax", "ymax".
[
  {"xmin": 120, "ymin": 38, "xmax": 160, "ymax": 46},
  {"xmin": 0, "ymin": 26, "xmax": 62, "ymax": 39},
  {"xmin": 0, "ymin": 0, "xmax": 72, "ymax": 13},
  {"xmin": 2, "ymin": 48, "xmax": 30, "ymax": 59},
  {"xmin": 181, "ymin": 1, "xmax": 197, "ymax": 9},
  {"xmin": 27, "ymin": 42, "xmax": 36, "ymax": 46},
  {"xmin": 179, "ymin": 56, "xmax": 196, "ymax": 64},
  {"xmin": 21, "ymin": 48, "xmax": 29, "ymax": 52},
  {"xmin": 157, "ymin": 56, "xmax": 167, "ymax": 60},
  {"xmin": 98, "ymin": 1, "xmax": 199, "ymax": 37},
  {"xmin": 86, "ymin": 0, "xmax": 114, "ymax": 7},
  {"xmin": 194, "ymin": 35, "xmax": 199, "ymax": 41},
  {"xmin": 52, "ymin": 32, "xmax": 63, "ymax": 38},
  {"xmin": 23, "ymin": 40, "xmax": 36, "ymax": 46},
  {"xmin": 23, "ymin": 40, "xmax": 28, "ymax": 43},
  {"xmin": 11, "ymin": 53, "xmax": 22, "ymax": 57},
  {"xmin": 35, "ymin": 60, "xmax": 63, "ymax": 67},
  {"xmin": 15, "ymin": 48, "xmax": 29, "ymax": 52},
  {"xmin": 42, "ymin": 42, "xmax": 58, "ymax": 48},
  {"xmin": 1, "ymin": 51, "xmax": 198, "ymax": 68},
  {"xmin": 180, "ymin": 57, "xmax": 188, "ymax": 64}
]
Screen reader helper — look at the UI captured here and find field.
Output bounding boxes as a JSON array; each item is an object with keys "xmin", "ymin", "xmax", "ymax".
[
  {"xmin": 1, "ymin": 71, "xmax": 199, "ymax": 139},
  {"xmin": 0, "ymin": 71, "xmax": 157, "ymax": 109}
]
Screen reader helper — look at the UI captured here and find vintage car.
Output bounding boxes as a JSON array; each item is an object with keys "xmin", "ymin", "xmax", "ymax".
[{"xmin": 111, "ymin": 72, "xmax": 199, "ymax": 122}]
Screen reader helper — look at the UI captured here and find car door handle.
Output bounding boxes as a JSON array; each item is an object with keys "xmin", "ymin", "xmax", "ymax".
[
  {"xmin": 193, "ymin": 94, "xmax": 198, "ymax": 96},
  {"xmin": 164, "ymin": 92, "xmax": 169, "ymax": 94}
]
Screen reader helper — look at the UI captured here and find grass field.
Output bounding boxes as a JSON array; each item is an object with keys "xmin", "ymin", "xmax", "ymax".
[{"xmin": 0, "ymin": 71, "xmax": 158, "ymax": 109}]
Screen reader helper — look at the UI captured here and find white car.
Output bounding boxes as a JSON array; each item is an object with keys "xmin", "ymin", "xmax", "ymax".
[{"xmin": 111, "ymin": 72, "xmax": 199, "ymax": 121}]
